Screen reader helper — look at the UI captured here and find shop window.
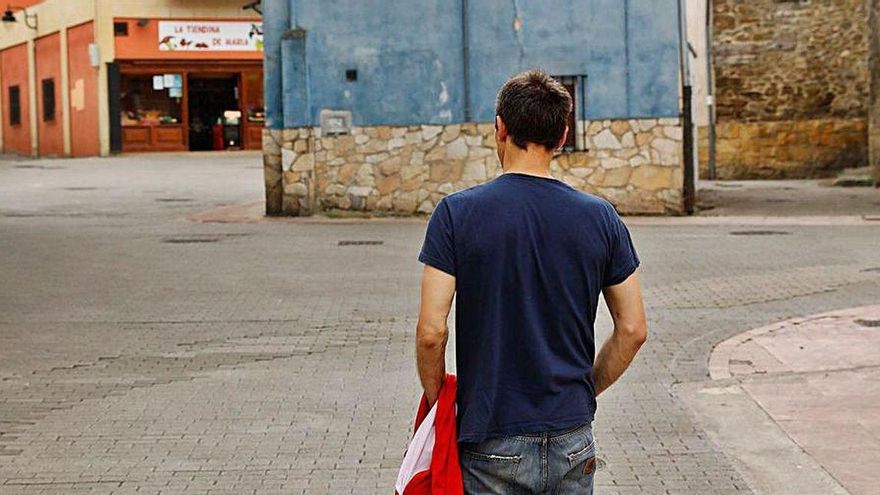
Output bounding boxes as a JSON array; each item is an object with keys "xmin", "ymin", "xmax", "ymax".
[
  {"xmin": 553, "ymin": 75, "xmax": 588, "ymax": 152},
  {"xmin": 242, "ymin": 71, "xmax": 265, "ymax": 123},
  {"xmin": 8, "ymin": 85, "xmax": 21, "ymax": 126},
  {"xmin": 119, "ymin": 73, "xmax": 182, "ymax": 126},
  {"xmin": 42, "ymin": 78, "xmax": 56, "ymax": 122}
]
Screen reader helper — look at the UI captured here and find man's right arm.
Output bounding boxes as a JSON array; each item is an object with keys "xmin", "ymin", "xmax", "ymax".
[{"xmin": 592, "ymin": 272, "xmax": 647, "ymax": 396}]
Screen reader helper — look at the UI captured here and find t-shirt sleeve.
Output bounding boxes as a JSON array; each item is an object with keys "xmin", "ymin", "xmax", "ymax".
[
  {"xmin": 418, "ymin": 199, "xmax": 456, "ymax": 276},
  {"xmin": 603, "ymin": 205, "xmax": 640, "ymax": 287}
]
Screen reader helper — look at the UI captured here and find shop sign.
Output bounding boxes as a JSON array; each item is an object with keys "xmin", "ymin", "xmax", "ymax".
[{"xmin": 158, "ymin": 21, "xmax": 263, "ymax": 52}]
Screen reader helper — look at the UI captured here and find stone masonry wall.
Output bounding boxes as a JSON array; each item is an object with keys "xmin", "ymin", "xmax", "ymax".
[
  {"xmin": 870, "ymin": 0, "xmax": 880, "ymax": 185},
  {"xmin": 263, "ymin": 118, "xmax": 684, "ymax": 216},
  {"xmin": 711, "ymin": 0, "xmax": 869, "ymax": 178},
  {"xmin": 698, "ymin": 118, "xmax": 867, "ymax": 179}
]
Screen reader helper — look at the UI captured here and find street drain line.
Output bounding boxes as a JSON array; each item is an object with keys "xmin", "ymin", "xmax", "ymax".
[
  {"xmin": 729, "ymin": 230, "xmax": 791, "ymax": 236},
  {"xmin": 338, "ymin": 240, "xmax": 384, "ymax": 246},
  {"xmin": 161, "ymin": 233, "xmax": 251, "ymax": 244}
]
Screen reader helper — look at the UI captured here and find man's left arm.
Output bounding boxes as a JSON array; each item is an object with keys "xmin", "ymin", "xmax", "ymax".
[{"xmin": 416, "ymin": 265, "xmax": 456, "ymax": 407}]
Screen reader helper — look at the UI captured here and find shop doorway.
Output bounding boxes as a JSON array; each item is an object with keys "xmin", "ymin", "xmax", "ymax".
[
  {"xmin": 187, "ymin": 73, "xmax": 239, "ymax": 151},
  {"xmin": 114, "ymin": 62, "xmax": 263, "ymax": 153}
]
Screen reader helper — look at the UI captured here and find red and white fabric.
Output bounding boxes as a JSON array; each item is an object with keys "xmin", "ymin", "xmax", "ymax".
[{"xmin": 394, "ymin": 374, "xmax": 463, "ymax": 495}]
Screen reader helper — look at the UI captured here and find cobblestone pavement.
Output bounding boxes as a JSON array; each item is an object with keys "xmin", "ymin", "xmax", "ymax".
[{"xmin": 1, "ymin": 154, "xmax": 879, "ymax": 494}]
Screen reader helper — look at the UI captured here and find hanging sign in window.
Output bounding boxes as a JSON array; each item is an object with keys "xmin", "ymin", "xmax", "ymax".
[{"xmin": 158, "ymin": 21, "xmax": 263, "ymax": 52}]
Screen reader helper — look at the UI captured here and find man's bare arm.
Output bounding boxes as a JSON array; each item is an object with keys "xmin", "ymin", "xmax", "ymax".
[
  {"xmin": 592, "ymin": 272, "xmax": 647, "ymax": 396},
  {"xmin": 416, "ymin": 265, "xmax": 456, "ymax": 406}
]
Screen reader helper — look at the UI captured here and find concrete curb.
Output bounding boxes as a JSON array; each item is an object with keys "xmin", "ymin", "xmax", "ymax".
[
  {"xmin": 708, "ymin": 305, "xmax": 880, "ymax": 380},
  {"xmin": 188, "ymin": 200, "xmax": 880, "ymax": 226},
  {"xmin": 675, "ymin": 380, "xmax": 850, "ymax": 495}
]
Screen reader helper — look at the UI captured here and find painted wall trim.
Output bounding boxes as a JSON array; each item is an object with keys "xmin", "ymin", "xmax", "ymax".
[
  {"xmin": 59, "ymin": 27, "xmax": 71, "ymax": 156},
  {"xmin": 27, "ymin": 38, "xmax": 38, "ymax": 157}
]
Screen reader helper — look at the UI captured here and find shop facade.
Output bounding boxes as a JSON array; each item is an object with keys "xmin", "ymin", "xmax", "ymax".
[{"xmin": 0, "ymin": 0, "xmax": 264, "ymax": 157}]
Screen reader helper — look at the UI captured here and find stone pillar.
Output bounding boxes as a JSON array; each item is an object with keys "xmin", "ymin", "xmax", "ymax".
[
  {"xmin": 870, "ymin": 0, "xmax": 880, "ymax": 186},
  {"xmin": 280, "ymin": 128, "xmax": 314, "ymax": 215},
  {"xmin": 263, "ymin": 129, "xmax": 284, "ymax": 215}
]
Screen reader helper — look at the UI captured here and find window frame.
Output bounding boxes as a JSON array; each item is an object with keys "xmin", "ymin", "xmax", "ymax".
[
  {"xmin": 113, "ymin": 21, "xmax": 129, "ymax": 37},
  {"xmin": 8, "ymin": 85, "xmax": 21, "ymax": 126},
  {"xmin": 552, "ymin": 74, "xmax": 588, "ymax": 153},
  {"xmin": 41, "ymin": 78, "xmax": 56, "ymax": 122}
]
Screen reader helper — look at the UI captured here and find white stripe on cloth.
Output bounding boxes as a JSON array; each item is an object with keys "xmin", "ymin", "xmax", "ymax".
[{"xmin": 395, "ymin": 403, "xmax": 437, "ymax": 494}]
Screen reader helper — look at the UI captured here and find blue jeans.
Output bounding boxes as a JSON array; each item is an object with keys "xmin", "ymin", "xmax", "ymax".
[{"xmin": 459, "ymin": 422, "xmax": 595, "ymax": 494}]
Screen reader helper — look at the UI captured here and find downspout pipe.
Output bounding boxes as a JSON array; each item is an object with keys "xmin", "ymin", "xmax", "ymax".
[
  {"xmin": 461, "ymin": 0, "xmax": 471, "ymax": 122},
  {"xmin": 262, "ymin": 0, "xmax": 290, "ymax": 216},
  {"xmin": 677, "ymin": 0, "xmax": 695, "ymax": 214}
]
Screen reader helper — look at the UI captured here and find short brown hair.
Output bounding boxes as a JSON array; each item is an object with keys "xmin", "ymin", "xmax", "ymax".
[{"xmin": 495, "ymin": 70, "xmax": 573, "ymax": 150}]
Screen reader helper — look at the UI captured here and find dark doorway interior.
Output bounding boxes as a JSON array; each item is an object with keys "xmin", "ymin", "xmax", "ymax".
[{"xmin": 187, "ymin": 74, "xmax": 238, "ymax": 151}]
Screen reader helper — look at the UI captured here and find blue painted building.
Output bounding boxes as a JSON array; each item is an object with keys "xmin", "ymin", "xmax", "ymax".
[
  {"xmin": 264, "ymin": 0, "xmax": 681, "ymax": 128},
  {"xmin": 262, "ymin": 0, "xmax": 689, "ymax": 216}
]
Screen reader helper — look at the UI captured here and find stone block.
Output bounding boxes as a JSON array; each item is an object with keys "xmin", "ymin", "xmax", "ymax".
[
  {"xmin": 365, "ymin": 152, "xmax": 389, "ymax": 164},
  {"xmin": 446, "ymin": 137, "xmax": 469, "ymax": 159},
  {"xmin": 441, "ymin": 125, "xmax": 461, "ymax": 143},
  {"xmin": 601, "ymin": 167, "xmax": 632, "ymax": 187},
  {"xmin": 462, "ymin": 160, "xmax": 487, "ymax": 181},
  {"xmin": 663, "ymin": 126, "xmax": 683, "ymax": 141},
  {"xmin": 601, "ymin": 157, "xmax": 628, "ymax": 169},
  {"xmin": 593, "ymin": 129, "xmax": 622, "ymax": 149},
  {"xmin": 392, "ymin": 192, "xmax": 418, "ymax": 213},
  {"xmin": 428, "ymin": 161, "xmax": 451, "ymax": 182},
  {"xmin": 631, "ymin": 165, "xmax": 674, "ymax": 191},
  {"xmin": 421, "ymin": 125, "xmax": 442, "ymax": 141},
  {"xmin": 284, "ymin": 182, "xmax": 308, "ymax": 197},
  {"xmin": 375, "ymin": 173, "xmax": 401, "ymax": 195},
  {"xmin": 291, "ymin": 153, "xmax": 314, "ymax": 172},
  {"xmin": 378, "ymin": 156, "xmax": 403, "ymax": 176},
  {"xmin": 282, "ymin": 148, "xmax": 296, "ymax": 170},
  {"xmin": 348, "ymin": 185, "xmax": 372, "ymax": 197},
  {"xmin": 387, "ymin": 137, "xmax": 406, "ymax": 150},
  {"xmin": 336, "ymin": 135, "xmax": 355, "ymax": 154},
  {"xmin": 610, "ymin": 120, "xmax": 631, "ymax": 137},
  {"xmin": 355, "ymin": 163, "xmax": 375, "ymax": 186}
]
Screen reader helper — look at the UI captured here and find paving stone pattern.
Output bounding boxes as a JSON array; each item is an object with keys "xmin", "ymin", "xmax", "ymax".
[{"xmin": 1, "ymin": 155, "xmax": 879, "ymax": 494}]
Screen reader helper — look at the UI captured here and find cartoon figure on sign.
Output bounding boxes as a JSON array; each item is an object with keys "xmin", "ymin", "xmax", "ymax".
[
  {"xmin": 179, "ymin": 39, "xmax": 192, "ymax": 48},
  {"xmin": 249, "ymin": 23, "xmax": 264, "ymax": 51},
  {"xmin": 195, "ymin": 42, "xmax": 209, "ymax": 49},
  {"xmin": 159, "ymin": 35, "xmax": 176, "ymax": 50}
]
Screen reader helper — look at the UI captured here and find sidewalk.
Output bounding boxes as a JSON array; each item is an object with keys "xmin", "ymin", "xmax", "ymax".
[
  {"xmin": 680, "ymin": 306, "xmax": 880, "ymax": 495},
  {"xmin": 698, "ymin": 179, "xmax": 880, "ymax": 218}
]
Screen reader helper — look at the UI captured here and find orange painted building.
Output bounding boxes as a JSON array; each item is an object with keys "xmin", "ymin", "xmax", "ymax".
[
  {"xmin": 0, "ymin": 43, "xmax": 32, "ymax": 155},
  {"xmin": 67, "ymin": 21, "xmax": 99, "ymax": 157},
  {"xmin": 35, "ymin": 32, "xmax": 63, "ymax": 156},
  {"xmin": 0, "ymin": 0, "xmax": 264, "ymax": 157}
]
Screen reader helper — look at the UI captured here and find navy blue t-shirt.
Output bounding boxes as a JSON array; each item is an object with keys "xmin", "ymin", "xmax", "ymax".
[{"xmin": 418, "ymin": 172, "xmax": 640, "ymax": 443}]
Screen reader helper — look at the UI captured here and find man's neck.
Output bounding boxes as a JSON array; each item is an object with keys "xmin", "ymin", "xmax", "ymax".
[{"xmin": 501, "ymin": 143, "xmax": 554, "ymax": 178}]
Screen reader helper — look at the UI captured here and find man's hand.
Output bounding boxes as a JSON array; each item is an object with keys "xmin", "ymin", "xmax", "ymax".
[
  {"xmin": 416, "ymin": 265, "xmax": 456, "ymax": 406},
  {"xmin": 592, "ymin": 272, "xmax": 647, "ymax": 396}
]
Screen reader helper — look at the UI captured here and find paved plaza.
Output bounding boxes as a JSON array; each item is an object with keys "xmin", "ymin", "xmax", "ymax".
[{"xmin": 1, "ymin": 153, "xmax": 879, "ymax": 494}]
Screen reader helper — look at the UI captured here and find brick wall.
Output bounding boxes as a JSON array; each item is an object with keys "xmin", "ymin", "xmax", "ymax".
[{"xmin": 711, "ymin": 0, "xmax": 869, "ymax": 178}]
